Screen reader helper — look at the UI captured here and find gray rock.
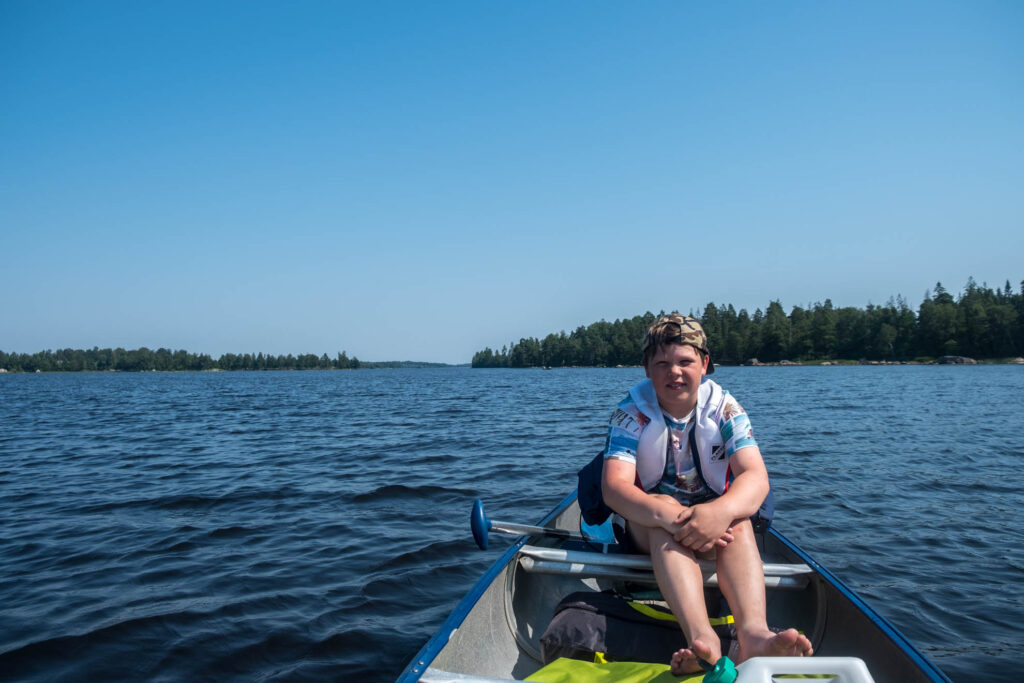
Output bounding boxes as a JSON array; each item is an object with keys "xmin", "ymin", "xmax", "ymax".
[{"xmin": 937, "ymin": 355, "xmax": 977, "ymax": 365}]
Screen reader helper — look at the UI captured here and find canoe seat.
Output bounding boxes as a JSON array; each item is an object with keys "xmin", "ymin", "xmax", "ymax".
[{"xmin": 516, "ymin": 545, "xmax": 813, "ymax": 590}]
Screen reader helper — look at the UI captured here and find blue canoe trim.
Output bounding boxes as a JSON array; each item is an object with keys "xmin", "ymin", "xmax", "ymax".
[
  {"xmin": 396, "ymin": 491, "xmax": 579, "ymax": 682},
  {"xmin": 768, "ymin": 526, "xmax": 952, "ymax": 683}
]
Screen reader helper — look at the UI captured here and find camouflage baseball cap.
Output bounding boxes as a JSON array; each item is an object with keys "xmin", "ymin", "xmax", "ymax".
[{"xmin": 641, "ymin": 313, "xmax": 715, "ymax": 373}]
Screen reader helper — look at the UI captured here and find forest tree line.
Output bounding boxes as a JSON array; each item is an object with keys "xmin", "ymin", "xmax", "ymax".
[
  {"xmin": 0, "ymin": 348, "xmax": 365, "ymax": 373},
  {"xmin": 472, "ymin": 278, "xmax": 1024, "ymax": 368}
]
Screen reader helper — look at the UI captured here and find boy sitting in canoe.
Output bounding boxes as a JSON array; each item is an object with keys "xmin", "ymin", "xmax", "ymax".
[{"xmin": 601, "ymin": 313, "xmax": 813, "ymax": 674}]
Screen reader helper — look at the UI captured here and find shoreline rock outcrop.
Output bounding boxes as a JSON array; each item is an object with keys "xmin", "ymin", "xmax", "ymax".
[{"xmin": 936, "ymin": 355, "xmax": 977, "ymax": 365}]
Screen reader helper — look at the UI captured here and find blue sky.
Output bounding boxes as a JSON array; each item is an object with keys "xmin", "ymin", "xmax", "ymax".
[{"xmin": 2, "ymin": 1, "xmax": 1021, "ymax": 364}]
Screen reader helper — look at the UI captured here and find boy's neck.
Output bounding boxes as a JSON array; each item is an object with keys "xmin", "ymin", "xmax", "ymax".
[{"xmin": 659, "ymin": 396, "xmax": 698, "ymax": 421}]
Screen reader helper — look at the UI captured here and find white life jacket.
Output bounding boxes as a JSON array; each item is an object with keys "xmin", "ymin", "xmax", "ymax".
[{"xmin": 629, "ymin": 377, "xmax": 730, "ymax": 494}]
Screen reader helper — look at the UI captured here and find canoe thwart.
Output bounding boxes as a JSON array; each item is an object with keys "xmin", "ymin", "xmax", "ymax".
[
  {"xmin": 516, "ymin": 556, "xmax": 810, "ymax": 590},
  {"xmin": 518, "ymin": 545, "xmax": 813, "ymax": 576}
]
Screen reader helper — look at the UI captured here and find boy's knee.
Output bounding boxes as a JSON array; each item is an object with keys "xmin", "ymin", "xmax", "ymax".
[
  {"xmin": 730, "ymin": 517, "xmax": 755, "ymax": 537},
  {"xmin": 648, "ymin": 527, "xmax": 690, "ymax": 555}
]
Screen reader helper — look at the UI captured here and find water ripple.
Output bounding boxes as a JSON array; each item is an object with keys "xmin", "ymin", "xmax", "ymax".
[{"xmin": 1, "ymin": 366, "xmax": 1022, "ymax": 681}]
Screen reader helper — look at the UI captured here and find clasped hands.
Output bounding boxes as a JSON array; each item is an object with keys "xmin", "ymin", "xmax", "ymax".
[{"xmin": 671, "ymin": 503, "xmax": 735, "ymax": 554}]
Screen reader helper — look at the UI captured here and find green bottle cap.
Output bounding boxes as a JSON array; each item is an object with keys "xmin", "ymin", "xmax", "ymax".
[{"xmin": 701, "ymin": 655, "xmax": 737, "ymax": 683}]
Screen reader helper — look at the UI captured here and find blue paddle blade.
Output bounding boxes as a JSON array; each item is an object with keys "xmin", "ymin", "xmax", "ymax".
[{"xmin": 471, "ymin": 499, "xmax": 491, "ymax": 550}]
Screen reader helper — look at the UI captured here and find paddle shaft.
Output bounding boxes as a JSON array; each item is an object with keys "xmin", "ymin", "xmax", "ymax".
[
  {"xmin": 488, "ymin": 520, "xmax": 589, "ymax": 541},
  {"xmin": 471, "ymin": 498, "xmax": 603, "ymax": 549}
]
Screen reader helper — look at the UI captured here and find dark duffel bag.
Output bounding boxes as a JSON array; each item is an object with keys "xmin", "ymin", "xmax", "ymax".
[{"xmin": 539, "ymin": 590, "xmax": 735, "ymax": 665}]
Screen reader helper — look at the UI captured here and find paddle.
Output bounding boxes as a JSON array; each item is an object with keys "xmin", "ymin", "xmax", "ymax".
[{"xmin": 471, "ymin": 499, "xmax": 600, "ymax": 550}]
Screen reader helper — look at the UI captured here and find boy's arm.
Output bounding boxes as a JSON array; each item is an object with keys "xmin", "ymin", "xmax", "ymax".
[
  {"xmin": 601, "ymin": 457, "xmax": 682, "ymax": 533},
  {"xmin": 673, "ymin": 445, "xmax": 769, "ymax": 552}
]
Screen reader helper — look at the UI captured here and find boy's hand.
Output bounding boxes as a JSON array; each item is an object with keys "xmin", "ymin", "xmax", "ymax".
[{"xmin": 673, "ymin": 504, "xmax": 734, "ymax": 553}]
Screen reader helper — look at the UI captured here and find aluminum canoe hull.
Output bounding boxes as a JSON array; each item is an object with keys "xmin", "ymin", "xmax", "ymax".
[{"xmin": 398, "ymin": 492, "xmax": 949, "ymax": 683}]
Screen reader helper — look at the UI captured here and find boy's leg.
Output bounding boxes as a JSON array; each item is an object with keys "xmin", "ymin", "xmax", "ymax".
[
  {"xmin": 628, "ymin": 521, "xmax": 722, "ymax": 674},
  {"xmin": 715, "ymin": 518, "xmax": 813, "ymax": 662}
]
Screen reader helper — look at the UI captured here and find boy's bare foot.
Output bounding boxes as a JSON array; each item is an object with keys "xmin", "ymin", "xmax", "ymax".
[
  {"xmin": 736, "ymin": 628, "xmax": 813, "ymax": 663},
  {"xmin": 669, "ymin": 638, "xmax": 719, "ymax": 676}
]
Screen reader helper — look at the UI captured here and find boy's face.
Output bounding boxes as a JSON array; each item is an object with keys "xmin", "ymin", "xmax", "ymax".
[{"xmin": 644, "ymin": 343, "xmax": 708, "ymax": 418}]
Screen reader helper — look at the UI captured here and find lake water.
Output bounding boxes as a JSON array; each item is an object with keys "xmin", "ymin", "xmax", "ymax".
[{"xmin": 1, "ymin": 366, "xmax": 1022, "ymax": 681}]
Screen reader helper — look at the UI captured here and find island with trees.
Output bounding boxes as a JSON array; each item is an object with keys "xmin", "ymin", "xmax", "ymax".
[
  {"xmin": 0, "ymin": 348, "xmax": 453, "ymax": 373},
  {"xmin": 472, "ymin": 279, "xmax": 1024, "ymax": 368}
]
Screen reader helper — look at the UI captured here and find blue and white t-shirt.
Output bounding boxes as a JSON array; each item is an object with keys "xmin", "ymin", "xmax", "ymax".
[{"xmin": 604, "ymin": 393, "xmax": 758, "ymax": 506}]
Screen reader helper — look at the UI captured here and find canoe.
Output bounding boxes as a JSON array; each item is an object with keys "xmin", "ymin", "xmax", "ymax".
[{"xmin": 398, "ymin": 491, "xmax": 950, "ymax": 682}]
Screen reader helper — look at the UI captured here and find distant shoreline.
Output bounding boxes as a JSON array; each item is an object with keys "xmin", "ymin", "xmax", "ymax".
[
  {"xmin": 0, "ymin": 347, "xmax": 464, "ymax": 373},
  {"xmin": 5, "ymin": 359, "xmax": 1023, "ymax": 374},
  {"xmin": 0, "ymin": 365, "xmax": 468, "ymax": 374},
  {"xmin": 477, "ymin": 356, "xmax": 1024, "ymax": 369}
]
